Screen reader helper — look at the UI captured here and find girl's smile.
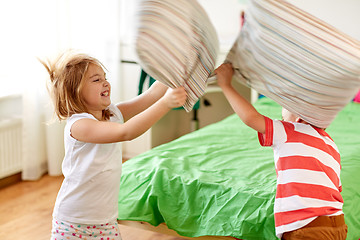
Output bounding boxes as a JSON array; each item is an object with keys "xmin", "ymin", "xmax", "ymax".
[{"xmin": 101, "ymin": 90, "xmax": 110, "ymax": 97}]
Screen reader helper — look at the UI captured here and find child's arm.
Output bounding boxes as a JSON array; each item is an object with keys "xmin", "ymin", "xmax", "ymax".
[
  {"xmin": 117, "ymin": 81, "xmax": 169, "ymax": 122},
  {"xmin": 215, "ymin": 63, "xmax": 266, "ymax": 134},
  {"xmin": 71, "ymin": 87, "xmax": 187, "ymax": 143}
]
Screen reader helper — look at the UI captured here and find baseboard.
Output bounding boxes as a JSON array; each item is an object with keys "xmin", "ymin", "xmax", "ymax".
[{"xmin": 0, "ymin": 172, "xmax": 22, "ymax": 189}]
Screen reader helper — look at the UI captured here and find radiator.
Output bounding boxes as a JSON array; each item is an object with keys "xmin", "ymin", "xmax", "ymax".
[{"xmin": 0, "ymin": 117, "xmax": 22, "ymax": 179}]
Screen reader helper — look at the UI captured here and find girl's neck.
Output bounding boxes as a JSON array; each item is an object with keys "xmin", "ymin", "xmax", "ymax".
[{"xmin": 89, "ymin": 110, "xmax": 104, "ymax": 121}]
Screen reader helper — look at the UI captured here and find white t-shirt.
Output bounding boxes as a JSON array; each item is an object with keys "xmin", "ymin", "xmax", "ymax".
[{"xmin": 53, "ymin": 104, "xmax": 124, "ymax": 224}]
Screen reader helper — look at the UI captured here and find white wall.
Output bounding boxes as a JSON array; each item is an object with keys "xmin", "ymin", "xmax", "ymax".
[
  {"xmin": 234, "ymin": 0, "xmax": 360, "ymax": 41},
  {"xmin": 198, "ymin": 0, "xmax": 246, "ymax": 51},
  {"xmin": 0, "ymin": 95, "xmax": 22, "ymax": 121},
  {"xmin": 288, "ymin": 0, "xmax": 360, "ymax": 41}
]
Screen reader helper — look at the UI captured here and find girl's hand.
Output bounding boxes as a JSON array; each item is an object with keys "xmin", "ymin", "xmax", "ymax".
[
  {"xmin": 214, "ymin": 63, "xmax": 234, "ymax": 89},
  {"xmin": 162, "ymin": 87, "xmax": 187, "ymax": 109}
]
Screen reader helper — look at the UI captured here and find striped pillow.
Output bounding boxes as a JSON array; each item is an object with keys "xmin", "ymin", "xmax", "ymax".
[
  {"xmin": 135, "ymin": 0, "xmax": 219, "ymax": 112},
  {"xmin": 226, "ymin": 0, "xmax": 360, "ymax": 128}
]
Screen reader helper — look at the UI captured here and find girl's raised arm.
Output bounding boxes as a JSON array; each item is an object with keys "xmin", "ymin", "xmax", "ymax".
[
  {"xmin": 116, "ymin": 81, "xmax": 169, "ymax": 122},
  {"xmin": 71, "ymin": 87, "xmax": 186, "ymax": 143}
]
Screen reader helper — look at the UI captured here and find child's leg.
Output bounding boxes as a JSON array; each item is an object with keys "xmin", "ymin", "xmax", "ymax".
[
  {"xmin": 51, "ymin": 217, "xmax": 122, "ymax": 240},
  {"xmin": 281, "ymin": 215, "xmax": 347, "ymax": 240}
]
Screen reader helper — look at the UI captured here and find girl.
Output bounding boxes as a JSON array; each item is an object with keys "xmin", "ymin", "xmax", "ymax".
[{"xmin": 40, "ymin": 50, "xmax": 187, "ymax": 240}]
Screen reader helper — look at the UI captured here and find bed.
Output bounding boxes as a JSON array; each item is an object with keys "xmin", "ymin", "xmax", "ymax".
[{"xmin": 117, "ymin": 97, "xmax": 360, "ymax": 240}]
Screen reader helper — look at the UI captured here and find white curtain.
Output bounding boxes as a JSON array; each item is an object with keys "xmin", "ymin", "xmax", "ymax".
[{"xmin": 0, "ymin": 0, "xmax": 121, "ymax": 180}]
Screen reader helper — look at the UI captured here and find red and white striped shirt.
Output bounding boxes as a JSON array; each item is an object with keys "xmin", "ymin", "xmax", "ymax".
[{"xmin": 258, "ymin": 116, "xmax": 344, "ymax": 238}]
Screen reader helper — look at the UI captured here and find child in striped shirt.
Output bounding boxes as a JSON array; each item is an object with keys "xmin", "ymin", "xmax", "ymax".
[{"xmin": 215, "ymin": 63, "xmax": 348, "ymax": 240}]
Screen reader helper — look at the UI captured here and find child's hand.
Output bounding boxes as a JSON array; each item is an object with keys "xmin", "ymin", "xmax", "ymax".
[
  {"xmin": 162, "ymin": 87, "xmax": 187, "ymax": 109},
  {"xmin": 214, "ymin": 63, "xmax": 234, "ymax": 88}
]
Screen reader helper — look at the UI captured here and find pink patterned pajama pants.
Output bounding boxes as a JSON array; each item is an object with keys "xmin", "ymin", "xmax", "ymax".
[{"xmin": 51, "ymin": 218, "xmax": 122, "ymax": 240}]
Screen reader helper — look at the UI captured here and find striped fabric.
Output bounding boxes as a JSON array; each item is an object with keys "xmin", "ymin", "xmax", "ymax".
[
  {"xmin": 226, "ymin": 0, "xmax": 360, "ymax": 128},
  {"xmin": 259, "ymin": 117, "xmax": 344, "ymax": 237},
  {"xmin": 135, "ymin": 0, "xmax": 219, "ymax": 112}
]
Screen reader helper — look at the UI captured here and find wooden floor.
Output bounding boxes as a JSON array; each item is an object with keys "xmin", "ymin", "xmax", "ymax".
[{"xmin": 0, "ymin": 174, "xmax": 185, "ymax": 240}]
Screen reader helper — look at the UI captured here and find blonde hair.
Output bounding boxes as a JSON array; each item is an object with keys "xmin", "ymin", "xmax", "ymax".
[{"xmin": 40, "ymin": 50, "xmax": 112, "ymax": 121}]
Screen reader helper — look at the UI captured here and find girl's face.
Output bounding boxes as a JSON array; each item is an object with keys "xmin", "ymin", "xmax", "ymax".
[{"xmin": 81, "ymin": 63, "xmax": 111, "ymax": 118}]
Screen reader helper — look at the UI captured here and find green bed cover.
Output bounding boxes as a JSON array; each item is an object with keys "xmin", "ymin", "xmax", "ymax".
[{"xmin": 118, "ymin": 98, "xmax": 360, "ymax": 239}]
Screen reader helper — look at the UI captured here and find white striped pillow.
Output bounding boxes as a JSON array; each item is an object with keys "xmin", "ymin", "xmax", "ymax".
[
  {"xmin": 226, "ymin": 0, "xmax": 360, "ymax": 128},
  {"xmin": 135, "ymin": 0, "xmax": 219, "ymax": 112}
]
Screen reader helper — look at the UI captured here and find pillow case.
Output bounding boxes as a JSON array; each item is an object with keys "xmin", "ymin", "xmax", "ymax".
[
  {"xmin": 226, "ymin": 0, "xmax": 360, "ymax": 128},
  {"xmin": 135, "ymin": 0, "xmax": 219, "ymax": 112}
]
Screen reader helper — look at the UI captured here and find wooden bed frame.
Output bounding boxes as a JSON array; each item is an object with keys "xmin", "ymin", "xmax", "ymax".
[{"xmin": 118, "ymin": 220, "xmax": 239, "ymax": 240}]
